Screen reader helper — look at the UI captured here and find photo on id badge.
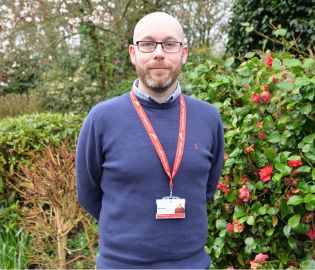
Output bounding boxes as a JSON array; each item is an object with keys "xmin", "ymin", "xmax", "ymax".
[{"xmin": 156, "ymin": 197, "xmax": 185, "ymax": 219}]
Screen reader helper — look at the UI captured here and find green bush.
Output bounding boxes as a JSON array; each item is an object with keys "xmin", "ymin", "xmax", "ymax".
[
  {"xmin": 0, "ymin": 112, "xmax": 85, "ymax": 267},
  {"xmin": 226, "ymin": 0, "xmax": 315, "ymax": 55},
  {"xmin": 30, "ymin": 64, "xmax": 105, "ymax": 113},
  {"xmin": 193, "ymin": 51, "xmax": 315, "ymax": 268}
]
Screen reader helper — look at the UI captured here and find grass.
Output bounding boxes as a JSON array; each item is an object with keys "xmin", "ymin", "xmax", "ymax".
[{"xmin": 0, "ymin": 228, "xmax": 29, "ymax": 269}]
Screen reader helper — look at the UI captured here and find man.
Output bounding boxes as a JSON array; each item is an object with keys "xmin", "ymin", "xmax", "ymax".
[{"xmin": 76, "ymin": 12, "xmax": 224, "ymax": 269}]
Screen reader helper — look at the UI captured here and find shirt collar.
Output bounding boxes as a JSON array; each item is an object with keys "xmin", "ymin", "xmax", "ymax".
[{"xmin": 132, "ymin": 79, "xmax": 181, "ymax": 104}]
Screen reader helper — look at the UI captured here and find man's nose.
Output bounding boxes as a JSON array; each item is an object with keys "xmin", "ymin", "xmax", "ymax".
[{"xmin": 153, "ymin": 44, "xmax": 165, "ymax": 59}]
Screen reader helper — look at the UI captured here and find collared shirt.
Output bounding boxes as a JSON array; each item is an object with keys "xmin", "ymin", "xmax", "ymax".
[{"xmin": 132, "ymin": 79, "xmax": 181, "ymax": 104}]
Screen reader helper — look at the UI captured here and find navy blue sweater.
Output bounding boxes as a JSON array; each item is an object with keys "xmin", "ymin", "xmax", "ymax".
[{"xmin": 76, "ymin": 92, "xmax": 224, "ymax": 269}]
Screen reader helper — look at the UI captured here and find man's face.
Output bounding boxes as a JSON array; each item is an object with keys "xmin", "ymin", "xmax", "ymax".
[{"xmin": 129, "ymin": 15, "xmax": 188, "ymax": 94}]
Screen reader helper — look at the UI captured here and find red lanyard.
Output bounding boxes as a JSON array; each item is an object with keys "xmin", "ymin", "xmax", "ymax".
[{"xmin": 130, "ymin": 90, "xmax": 186, "ymax": 192}]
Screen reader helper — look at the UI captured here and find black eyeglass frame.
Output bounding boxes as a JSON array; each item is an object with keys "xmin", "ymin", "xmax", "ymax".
[{"xmin": 135, "ymin": 41, "xmax": 183, "ymax": 53}]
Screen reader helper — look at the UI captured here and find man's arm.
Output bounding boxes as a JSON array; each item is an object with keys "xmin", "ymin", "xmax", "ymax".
[
  {"xmin": 206, "ymin": 118, "xmax": 224, "ymax": 201},
  {"xmin": 76, "ymin": 111, "xmax": 103, "ymax": 221}
]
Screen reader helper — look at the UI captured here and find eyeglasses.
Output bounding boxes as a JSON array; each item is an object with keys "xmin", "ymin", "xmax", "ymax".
[{"xmin": 135, "ymin": 41, "xmax": 183, "ymax": 53}]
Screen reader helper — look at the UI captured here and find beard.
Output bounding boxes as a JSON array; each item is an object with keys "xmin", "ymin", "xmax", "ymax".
[{"xmin": 135, "ymin": 60, "xmax": 182, "ymax": 93}]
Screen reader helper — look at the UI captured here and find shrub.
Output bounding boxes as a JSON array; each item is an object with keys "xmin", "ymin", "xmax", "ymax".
[
  {"xmin": 0, "ymin": 112, "xmax": 85, "ymax": 267},
  {"xmin": 30, "ymin": 64, "xmax": 105, "ymax": 113},
  {"xmin": 197, "ymin": 51, "xmax": 315, "ymax": 268},
  {"xmin": 226, "ymin": 0, "xmax": 315, "ymax": 55},
  {"xmin": 0, "ymin": 94, "xmax": 43, "ymax": 120},
  {"xmin": 11, "ymin": 141, "xmax": 97, "ymax": 268}
]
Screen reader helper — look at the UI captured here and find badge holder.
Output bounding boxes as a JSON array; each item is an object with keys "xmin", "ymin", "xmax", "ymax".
[{"xmin": 156, "ymin": 187, "xmax": 186, "ymax": 219}]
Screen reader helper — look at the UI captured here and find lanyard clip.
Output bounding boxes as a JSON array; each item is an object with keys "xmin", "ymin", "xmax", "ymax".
[{"xmin": 169, "ymin": 186, "xmax": 173, "ymax": 198}]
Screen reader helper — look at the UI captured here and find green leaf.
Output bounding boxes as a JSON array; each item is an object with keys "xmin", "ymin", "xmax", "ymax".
[
  {"xmin": 266, "ymin": 228, "xmax": 274, "ymax": 236},
  {"xmin": 268, "ymin": 131, "xmax": 281, "ymax": 143},
  {"xmin": 216, "ymin": 219, "xmax": 227, "ymax": 230},
  {"xmin": 304, "ymin": 193, "xmax": 315, "ymax": 203},
  {"xmin": 295, "ymin": 77, "xmax": 310, "ymax": 86},
  {"xmin": 244, "ymin": 52, "xmax": 255, "ymax": 58},
  {"xmin": 305, "ymin": 201, "xmax": 315, "ymax": 211},
  {"xmin": 225, "ymin": 129, "xmax": 240, "ymax": 138},
  {"xmin": 237, "ymin": 253, "xmax": 245, "ymax": 267},
  {"xmin": 258, "ymin": 206, "xmax": 267, "ymax": 215},
  {"xmin": 237, "ymin": 67, "xmax": 251, "ymax": 77},
  {"xmin": 302, "ymin": 144, "xmax": 311, "ymax": 153},
  {"xmin": 245, "ymin": 237, "xmax": 255, "ymax": 246},
  {"xmin": 300, "ymin": 260, "xmax": 315, "ymax": 270},
  {"xmin": 267, "ymin": 207, "xmax": 277, "ymax": 215},
  {"xmin": 283, "ymin": 225, "xmax": 291, "ymax": 237},
  {"xmin": 255, "ymin": 181, "xmax": 264, "ymax": 190},
  {"xmin": 280, "ymin": 200, "xmax": 292, "ymax": 218},
  {"xmin": 213, "ymin": 237, "xmax": 224, "ymax": 259},
  {"xmin": 303, "ymin": 133, "xmax": 315, "ymax": 144},
  {"xmin": 264, "ymin": 147, "xmax": 277, "ymax": 163},
  {"xmin": 275, "ymin": 162, "xmax": 291, "ymax": 176},
  {"xmin": 288, "ymin": 214, "xmax": 300, "ymax": 228},
  {"xmin": 310, "ymin": 185, "xmax": 315, "ymax": 193},
  {"xmin": 225, "ymin": 158, "xmax": 236, "ymax": 167},
  {"xmin": 245, "ymin": 26, "xmax": 254, "ymax": 32},
  {"xmin": 226, "ymin": 190, "xmax": 237, "ymax": 202},
  {"xmin": 225, "ymin": 57, "xmax": 235, "ymax": 68},
  {"xmin": 233, "ymin": 210, "xmax": 247, "ymax": 219},
  {"xmin": 246, "ymin": 215, "xmax": 255, "ymax": 225},
  {"xmin": 288, "ymin": 237, "xmax": 298, "ymax": 250},
  {"xmin": 283, "ymin": 59, "xmax": 302, "ymax": 68},
  {"xmin": 240, "ymin": 22, "xmax": 250, "ymax": 27},
  {"xmin": 296, "ymin": 165, "xmax": 311, "ymax": 173},
  {"xmin": 263, "ymin": 116, "xmax": 275, "ymax": 129},
  {"xmin": 287, "ymin": 195, "xmax": 304, "ymax": 205},
  {"xmin": 277, "ymin": 81, "xmax": 294, "ymax": 92},
  {"xmin": 294, "ymin": 222, "xmax": 310, "ymax": 234},
  {"xmin": 274, "ymin": 28, "xmax": 287, "ymax": 37},
  {"xmin": 296, "ymin": 103, "xmax": 312, "ymax": 114},
  {"xmin": 302, "ymin": 58, "xmax": 315, "ymax": 69}
]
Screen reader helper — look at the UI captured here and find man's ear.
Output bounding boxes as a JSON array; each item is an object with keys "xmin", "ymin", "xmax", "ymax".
[
  {"xmin": 129, "ymin": 45, "xmax": 136, "ymax": 65},
  {"xmin": 181, "ymin": 45, "xmax": 188, "ymax": 65}
]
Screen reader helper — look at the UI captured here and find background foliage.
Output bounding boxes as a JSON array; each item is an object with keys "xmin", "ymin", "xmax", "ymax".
[
  {"xmin": 0, "ymin": 0, "xmax": 314, "ymax": 268},
  {"xmin": 227, "ymin": 0, "xmax": 315, "ymax": 55}
]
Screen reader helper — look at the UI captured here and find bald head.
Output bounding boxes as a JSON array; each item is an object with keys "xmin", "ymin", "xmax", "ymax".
[{"xmin": 133, "ymin": 12, "xmax": 184, "ymax": 44}]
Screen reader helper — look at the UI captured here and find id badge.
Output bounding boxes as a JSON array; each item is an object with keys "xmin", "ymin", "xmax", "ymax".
[{"xmin": 156, "ymin": 196, "xmax": 186, "ymax": 219}]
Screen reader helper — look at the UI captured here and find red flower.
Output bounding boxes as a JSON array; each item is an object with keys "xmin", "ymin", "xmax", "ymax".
[
  {"xmin": 227, "ymin": 266, "xmax": 235, "ymax": 270},
  {"xmin": 265, "ymin": 54, "xmax": 273, "ymax": 67},
  {"xmin": 250, "ymin": 261, "xmax": 259, "ymax": 270},
  {"xmin": 240, "ymin": 175, "xmax": 249, "ymax": 184},
  {"xmin": 217, "ymin": 182, "xmax": 230, "ymax": 195},
  {"xmin": 252, "ymin": 93, "xmax": 260, "ymax": 103},
  {"xmin": 225, "ymin": 174, "xmax": 232, "ymax": 181},
  {"xmin": 288, "ymin": 159, "xmax": 303, "ymax": 168},
  {"xmin": 244, "ymin": 144, "xmax": 255, "ymax": 154},
  {"xmin": 307, "ymin": 225, "xmax": 315, "ymax": 240},
  {"xmin": 233, "ymin": 219, "xmax": 244, "ymax": 233},
  {"xmin": 260, "ymin": 90, "xmax": 271, "ymax": 103},
  {"xmin": 259, "ymin": 164, "xmax": 273, "ymax": 182},
  {"xmin": 258, "ymin": 130, "xmax": 266, "ymax": 140},
  {"xmin": 282, "ymin": 69, "xmax": 288, "ymax": 78},
  {"xmin": 236, "ymin": 198, "xmax": 244, "ymax": 205},
  {"xmin": 254, "ymin": 253, "xmax": 269, "ymax": 262},
  {"xmin": 272, "ymin": 77, "xmax": 279, "ymax": 83},
  {"xmin": 256, "ymin": 121, "xmax": 263, "ymax": 128},
  {"xmin": 224, "ymin": 152, "xmax": 229, "ymax": 161},
  {"xmin": 226, "ymin": 223, "xmax": 234, "ymax": 232},
  {"xmin": 239, "ymin": 185, "xmax": 250, "ymax": 202}
]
